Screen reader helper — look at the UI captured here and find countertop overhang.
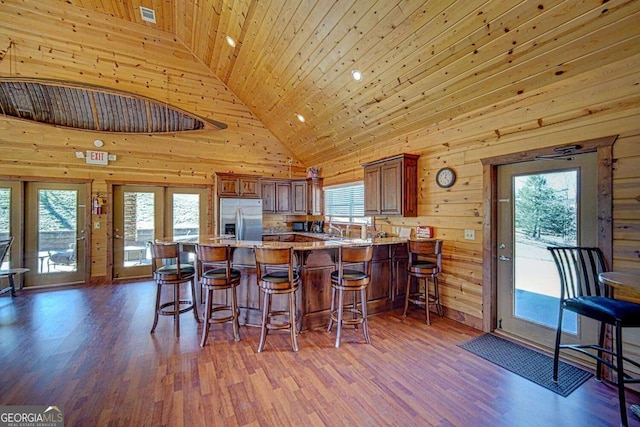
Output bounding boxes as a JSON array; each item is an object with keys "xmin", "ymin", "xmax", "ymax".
[{"xmin": 172, "ymin": 233, "xmax": 414, "ymax": 250}]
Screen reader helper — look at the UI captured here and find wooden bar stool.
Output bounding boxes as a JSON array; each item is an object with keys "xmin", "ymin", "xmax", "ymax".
[
  {"xmin": 403, "ymin": 239, "xmax": 443, "ymax": 325},
  {"xmin": 196, "ymin": 244, "xmax": 241, "ymax": 346},
  {"xmin": 150, "ymin": 242, "xmax": 200, "ymax": 337},
  {"xmin": 254, "ymin": 246, "xmax": 300, "ymax": 352},
  {"xmin": 327, "ymin": 245, "xmax": 373, "ymax": 348}
]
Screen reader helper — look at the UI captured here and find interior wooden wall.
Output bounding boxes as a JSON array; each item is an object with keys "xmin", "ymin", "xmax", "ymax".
[
  {"xmin": 0, "ymin": 2, "xmax": 306, "ymax": 280},
  {"xmin": 318, "ymin": 52, "xmax": 640, "ymax": 327},
  {"xmin": 0, "ymin": 1, "xmax": 638, "ymax": 331}
]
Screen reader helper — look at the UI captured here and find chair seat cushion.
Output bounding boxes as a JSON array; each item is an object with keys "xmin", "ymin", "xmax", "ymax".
[
  {"xmin": 155, "ymin": 264, "xmax": 195, "ymax": 279},
  {"xmin": 260, "ymin": 270, "xmax": 299, "ymax": 284},
  {"xmin": 565, "ymin": 296, "xmax": 640, "ymax": 326},
  {"xmin": 202, "ymin": 267, "xmax": 241, "ymax": 280},
  {"xmin": 331, "ymin": 269, "xmax": 368, "ymax": 281}
]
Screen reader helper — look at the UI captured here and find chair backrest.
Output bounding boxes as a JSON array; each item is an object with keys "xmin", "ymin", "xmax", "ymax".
[
  {"xmin": 547, "ymin": 246, "xmax": 609, "ymax": 300},
  {"xmin": 254, "ymin": 246, "xmax": 297, "ymax": 283},
  {"xmin": 0, "ymin": 237, "xmax": 13, "ymax": 267},
  {"xmin": 338, "ymin": 245, "xmax": 373, "ymax": 276},
  {"xmin": 150, "ymin": 242, "xmax": 182, "ymax": 274},
  {"xmin": 408, "ymin": 239, "xmax": 443, "ymax": 272},
  {"xmin": 196, "ymin": 244, "xmax": 232, "ymax": 276}
]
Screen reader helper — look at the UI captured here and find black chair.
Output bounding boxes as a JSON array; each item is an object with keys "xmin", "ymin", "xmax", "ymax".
[{"xmin": 548, "ymin": 246, "xmax": 640, "ymax": 427}]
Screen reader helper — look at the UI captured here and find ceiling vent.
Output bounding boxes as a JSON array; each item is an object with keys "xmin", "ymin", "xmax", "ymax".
[{"xmin": 139, "ymin": 6, "xmax": 156, "ymax": 24}]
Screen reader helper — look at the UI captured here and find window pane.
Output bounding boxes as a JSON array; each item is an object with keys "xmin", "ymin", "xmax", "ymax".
[{"xmin": 324, "ymin": 183, "xmax": 368, "ymax": 224}]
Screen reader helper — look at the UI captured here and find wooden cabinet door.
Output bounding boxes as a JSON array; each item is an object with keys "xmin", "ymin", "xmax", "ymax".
[
  {"xmin": 275, "ymin": 181, "xmax": 291, "ymax": 213},
  {"xmin": 368, "ymin": 245, "xmax": 390, "ymax": 302},
  {"xmin": 291, "ymin": 180, "xmax": 307, "ymax": 214},
  {"xmin": 380, "ymin": 159, "xmax": 402, "ymax": 215},
  {"xmin": 240, "ymin": 177, "xmax": 261, "ymax": 198},
  {"xmin": 261, "ymin": 181, "xmax": 276, "ymax": 213},
  {"xmin": 218, "ymin": 176, "xmax": 239, "ymax": 197},
  {"xmin": 307, "ymin": 178, "xmax": 323, "ymax": 215},
  {"xmin": 363, "ymin": 166, "xmax": 381, "ymax": 215}
]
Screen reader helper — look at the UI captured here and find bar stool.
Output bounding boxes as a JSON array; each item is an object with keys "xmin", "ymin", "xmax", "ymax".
[
  {"xmin": 327, "ymin": 245, "xmax": 374, "ymax": 348},
  {"xmin": 196, "ymin": 244, "xmax": 241, "ymax": 347},
  {"xmin": 403, "ymin": 239, "xmax": 443, "ymax": 325},
  {"xmin": 254, "ymin": 246, "xmax": 300, "ymax": 352},
  {"xmin": 150, "ymin": 242, "xmax": 200, "ymax": 337}
]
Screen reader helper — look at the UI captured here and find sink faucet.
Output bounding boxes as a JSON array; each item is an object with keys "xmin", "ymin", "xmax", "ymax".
[{"xmin": 328, "ymin": 223, "xmax": 343, "ymax": 237}]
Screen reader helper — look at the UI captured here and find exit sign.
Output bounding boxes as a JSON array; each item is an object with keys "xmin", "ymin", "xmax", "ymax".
[{"xmin": 86, "ymin": 150, "xmax": 108, "ymax": 165}]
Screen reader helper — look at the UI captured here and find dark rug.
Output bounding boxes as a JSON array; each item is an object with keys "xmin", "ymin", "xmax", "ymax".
[{"xmin": 458, "ymin": 334, "xmax": 592, "ymax": 397}]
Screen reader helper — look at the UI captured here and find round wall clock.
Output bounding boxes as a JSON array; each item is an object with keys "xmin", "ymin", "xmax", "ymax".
[{"xmin": 436, "ymin": 167, "xmax": 456, "ymax": 188}]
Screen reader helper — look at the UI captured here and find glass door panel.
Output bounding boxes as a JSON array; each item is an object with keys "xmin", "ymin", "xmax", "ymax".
[
  {"xmin": 112, "ymin": 186, "xmax": 207, "ymax": 280},
  {"xmin": 24, "ymin": 182, "xmax": 88, "ymax": 287},
  {"xmin": 113, "ymin": 186, "xmax": 162, "ymax": 280},
  {"xmin": 0, "ymin": 181, "xmax": 21, "ymax": 270},
  {"xmin": 497, "ymin": 152, "xmax": 598, "ymax": 350}
]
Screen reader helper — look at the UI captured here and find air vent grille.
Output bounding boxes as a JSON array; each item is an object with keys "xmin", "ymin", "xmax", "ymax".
[{"xmin": 139, "ymin": 6, "xmax": 156, "ymax": 24}]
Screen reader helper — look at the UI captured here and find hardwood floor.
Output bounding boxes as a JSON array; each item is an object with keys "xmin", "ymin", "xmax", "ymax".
[{"xmin": 0, "ymin": 281, "xmax": 637, "ymax": 427}]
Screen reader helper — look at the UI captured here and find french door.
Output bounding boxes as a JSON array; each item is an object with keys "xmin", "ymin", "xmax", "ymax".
[
  {"xmin": 112, "ymin": 185, "xmax": 208, "ymax": 280},
  {"xmin": 0, "ymin": 180, "xmax": 88, "ymax": 288},
  {"xmin": 496, "ymin": 153, "xmax": 599, "ymax": 351}
]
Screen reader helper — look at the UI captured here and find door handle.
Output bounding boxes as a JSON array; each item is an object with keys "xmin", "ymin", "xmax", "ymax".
[
  {"xmin": 114, "ymin": 234, "xmax": 124, "ymax": 239},
  {"xmin": 76, "ymin": 236, "xmax": 86, "ymax": 241},
  {"xmin": 499, "ymin": 255, "xmax": 511, "ymax": 261}
]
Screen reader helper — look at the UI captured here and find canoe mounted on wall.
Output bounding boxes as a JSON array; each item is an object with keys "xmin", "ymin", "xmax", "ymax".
[{"xmin": 0, "ymin": 78, "xmax": 227, "ymax": 133}]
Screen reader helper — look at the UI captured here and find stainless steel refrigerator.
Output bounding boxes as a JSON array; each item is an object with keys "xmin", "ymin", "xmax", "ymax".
[{"xmin": 219, "ymin": 198, "xmax": 263, "ymax": 241}]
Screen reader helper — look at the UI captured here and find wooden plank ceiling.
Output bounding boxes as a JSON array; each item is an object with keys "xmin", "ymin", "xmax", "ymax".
[{"xmin": 61, "ymin": 0, "xmax": 640, "ymax": 165}]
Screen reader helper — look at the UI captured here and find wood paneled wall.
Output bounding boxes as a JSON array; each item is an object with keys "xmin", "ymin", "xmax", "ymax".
[
  {"xmin": 319, "ymin": 53, "xmax": 640, "ymax": 328},
  {"xmin": 0, "ymin": 1, "xmax": 638, "ymax": 332},
  {"xmin": 0, "ymin": 2, "xmax": 306, "ymax": 279}
]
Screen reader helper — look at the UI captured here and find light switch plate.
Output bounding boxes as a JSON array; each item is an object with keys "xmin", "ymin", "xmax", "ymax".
[{"xmin": 464, "ymin": 229, "xmax": 475, "ymax": 240}]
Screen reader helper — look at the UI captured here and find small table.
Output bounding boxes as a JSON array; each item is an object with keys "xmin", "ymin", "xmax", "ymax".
[
  {"xmin": 599, "ymin": 270, "xmax": 640, "ymax": 421},
  {"xmin": 0, "ymin": 268, "xmax": 30, "ymax": 297},
  {"xmin": 599, "ymin": 271, "xmax": 640, "ymax": 292}
]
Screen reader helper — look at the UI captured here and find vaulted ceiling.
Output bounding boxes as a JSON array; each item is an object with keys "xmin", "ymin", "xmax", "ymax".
[{"xmin": 25, "ymin": 0, "xmax": 640, "ymax": 165}]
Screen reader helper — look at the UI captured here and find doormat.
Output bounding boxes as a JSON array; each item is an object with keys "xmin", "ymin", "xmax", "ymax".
[{"xmin": 458, "ymin": 334, "xmax": 592, "ymax": 397}]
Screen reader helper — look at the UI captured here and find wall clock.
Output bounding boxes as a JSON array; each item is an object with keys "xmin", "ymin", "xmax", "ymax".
[{"xmin": 436, "ymin": 167, "xmax": 456, "ymax": 188}]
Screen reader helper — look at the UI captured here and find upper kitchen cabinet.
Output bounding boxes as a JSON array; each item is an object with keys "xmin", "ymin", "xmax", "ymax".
[
  {"xmin": 291, "ymin": 180, "xmax": 308, "ymax": 214},
  {"xmin": 262, "ymin": 179, "xmax": 291, "ymax": 214},
  {"xmin": 216, "ymin": 172, "xmax": 261, "ymax": 198},
  {"xmin": 307, "ymin": 178, "xmax": 324, "ymax": 216},
  {"xmin": 362, "ymin": 154, "xmax": 419, "ymax": 217}
]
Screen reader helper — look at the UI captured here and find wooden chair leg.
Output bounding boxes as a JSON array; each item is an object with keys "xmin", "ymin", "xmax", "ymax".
[
  {"xmin": 258, "ymin": 292, "xmax": 270, "ymax": 353},
  {"xmin": 289, "ymin": 291, "xmax": 298, "ymax": 352},
  {"xmin": 200, "ymin": 287, "xmax": 212, "ymax": 347},
  {"xmin": 424, "ymin": 278, "xmax": 430, "ymax": 325},
  {"xmin": 361, "ymin": 287, "xmax": 370, "ymax": 344},
  {"xmin": 174, "ymin": 283, "xmax": 180, "ymax": 337},
  {"xmin": 327, "ymin": 286, "xmax": 336, "ymax": 332},
  {"xmin": 191, "ymin": 278, "xmax": 200, "ymax": 322},
  {"xmin": 151, "ymin": 284, "xmax": 161, "ymax": 333},
  {"xmin": 335, "ymin": 288, "xmax": 344, "ymax": 348},
  {"xmin": 231, "ymin": 286, "xmax": 240, "ymax": 342},
  {"xmin": 403, "ymin": 275, "xmax": 411, "ymax": 317}
]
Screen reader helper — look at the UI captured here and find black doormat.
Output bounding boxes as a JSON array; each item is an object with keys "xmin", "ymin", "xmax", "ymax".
[{"xmin": 458, "ymin": 334, "xmax": 592, "ymax": 397}]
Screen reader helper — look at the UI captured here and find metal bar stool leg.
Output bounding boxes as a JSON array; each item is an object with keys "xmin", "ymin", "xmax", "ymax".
[{"xmin": 335, "ymin": 288, "xmax": 344, "ymax": 348}]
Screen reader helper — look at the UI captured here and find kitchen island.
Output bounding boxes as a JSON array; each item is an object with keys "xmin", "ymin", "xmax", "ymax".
[{"xmin": 180, "ymin": 234, "xmax": 414, "ymax": 330}]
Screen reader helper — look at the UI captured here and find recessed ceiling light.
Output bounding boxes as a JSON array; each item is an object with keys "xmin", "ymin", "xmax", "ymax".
[
  {"xmin": 296, "ymin": 113, "xmax": 305, "ymax": 123},
  {"xmin": 225, "ymin": 35, "xmax": 236, "ymax": 48},
  {"xmin": 351, "ymin": 70, "xmax": 363, "ymax": 81}
]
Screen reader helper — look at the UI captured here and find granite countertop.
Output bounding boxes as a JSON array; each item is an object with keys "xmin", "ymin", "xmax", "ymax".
[{"xmin": 175, "ymin": 234, "xmax": 411, "ymax": 250}]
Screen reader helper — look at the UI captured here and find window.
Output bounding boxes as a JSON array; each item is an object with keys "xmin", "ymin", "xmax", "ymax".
[{"xmin": 324, "ymin": 183, "xmax": 369, "ymax": 224}]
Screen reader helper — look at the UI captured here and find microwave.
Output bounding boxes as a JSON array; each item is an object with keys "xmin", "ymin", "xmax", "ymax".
[{"xmin": 292, "ymin": 221, "xmax": 311, "ymax": 232}]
